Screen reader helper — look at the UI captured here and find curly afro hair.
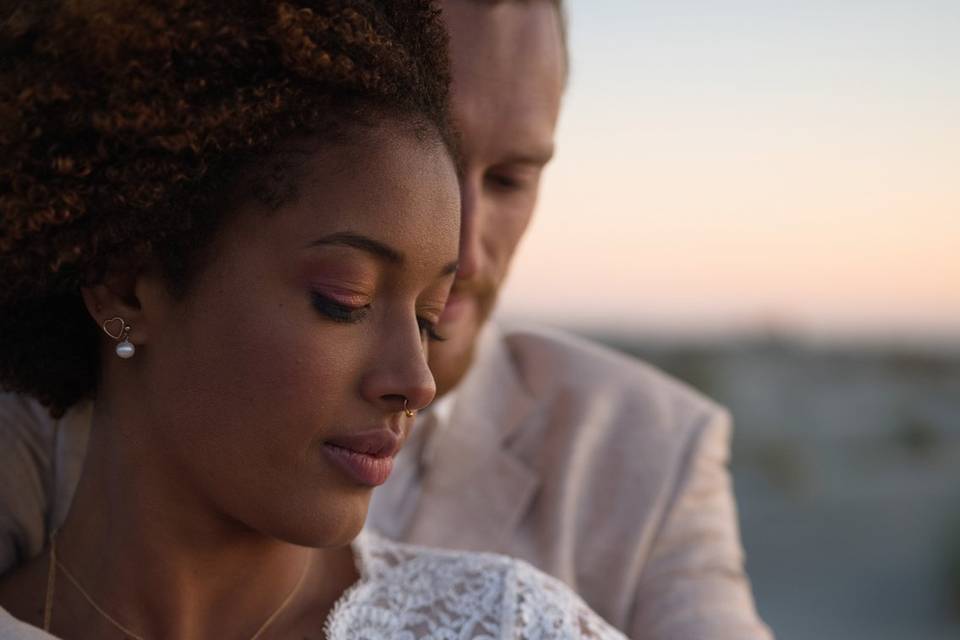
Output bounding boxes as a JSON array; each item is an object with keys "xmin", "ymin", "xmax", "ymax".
[{"xmin": 0, "ymin": 0, "xmax": 454, "ymax": 416}]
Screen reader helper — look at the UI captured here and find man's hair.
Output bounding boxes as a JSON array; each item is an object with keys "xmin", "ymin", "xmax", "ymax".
[{"xmin": 0, "ymin": 0, "xmax": 453, "ymax": 416}]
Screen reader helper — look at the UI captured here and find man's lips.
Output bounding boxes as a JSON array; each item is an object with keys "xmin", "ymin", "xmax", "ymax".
[{"xmin": 322, "ymin": 430, "xmax": 401, "ymax": 487}]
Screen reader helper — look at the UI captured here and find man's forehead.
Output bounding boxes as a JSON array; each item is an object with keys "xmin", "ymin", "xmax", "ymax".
[
  {"xmin": 443, "ymin": 0, "xmax": 564, "ymax": 163},
  {"xmin": 451, "ymin": 86, "xmax": 557, "ymax": 166},
  {"xmin": 444, "ymin": 0, "xmax": 564, "ymax": 68},
  {"xmin": 457, "ymin": 0, "xmax": 567, "ymax": 72}
]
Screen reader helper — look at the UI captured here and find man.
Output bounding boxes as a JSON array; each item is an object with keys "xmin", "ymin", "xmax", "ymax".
[
  {"xmin": 375, "ymin": 2, "xmax": 773, "ymax": 638},
  {"xmin": 0, "ymin": 1, "xmax": 772, "ymax": 638}
]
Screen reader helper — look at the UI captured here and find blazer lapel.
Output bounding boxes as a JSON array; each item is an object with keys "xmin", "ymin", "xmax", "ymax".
[{"xmin": 406, "ymin": 323, "xmax": 540, "ymax": 553}]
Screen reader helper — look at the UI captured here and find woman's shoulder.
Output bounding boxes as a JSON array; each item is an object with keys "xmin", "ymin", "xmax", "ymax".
[{"xmin": 324, "ymin": 530, "xmax": 626, "ymax": 639}]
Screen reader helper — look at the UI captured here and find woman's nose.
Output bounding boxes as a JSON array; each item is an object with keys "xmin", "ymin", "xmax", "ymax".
[{"xmin": 360, "ymin": 321, "xmax": 436, "ymax": 415}]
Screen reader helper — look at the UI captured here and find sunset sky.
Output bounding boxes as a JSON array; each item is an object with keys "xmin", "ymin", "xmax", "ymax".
[{"xmin": 497, "ymin": 0, "xmax": 960, "ymax": 341}]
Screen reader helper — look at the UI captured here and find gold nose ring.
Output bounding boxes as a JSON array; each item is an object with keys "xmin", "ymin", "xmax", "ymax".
[{"xmin": 403, "ymin": 399, "xmax": 415, "ymax": 418}]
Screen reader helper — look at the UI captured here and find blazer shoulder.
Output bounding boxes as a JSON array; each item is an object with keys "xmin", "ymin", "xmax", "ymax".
[{"xmin": 500, "ymin": 325, "xmax": 727, "ymax": 434}]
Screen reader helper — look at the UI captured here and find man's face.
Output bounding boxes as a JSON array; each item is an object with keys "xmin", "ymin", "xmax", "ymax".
[{"xmin": 431, "ymin": 0, "xmax": 566, "ymax": 396}]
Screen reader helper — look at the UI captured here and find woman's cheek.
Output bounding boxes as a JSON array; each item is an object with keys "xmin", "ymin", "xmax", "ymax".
[{"xmin": 237, "ymin": 316, "xmax": 357, "ymax": 414}]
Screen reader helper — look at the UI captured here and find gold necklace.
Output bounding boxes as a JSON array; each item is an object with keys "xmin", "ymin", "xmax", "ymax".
[{"xmin": 43, "ymin": 532, "xmax": 311, "ymax": 640}]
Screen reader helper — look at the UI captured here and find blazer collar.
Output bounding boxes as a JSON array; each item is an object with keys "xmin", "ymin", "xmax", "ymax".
[
  {"xmin": 449, "ymin": 320, "xmax": 535, "ymax": 445},
  {"xmin": 405, "ymin": 321, "xmax": 541, "ymax": 552}
]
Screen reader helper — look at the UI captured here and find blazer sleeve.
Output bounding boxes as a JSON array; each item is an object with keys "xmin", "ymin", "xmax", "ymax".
[
  {"xmin": 629, "ymin": 408, "xmax": 774, "ymax": 640},
  {"xmin": 0, "ymin": 394, "xmax": 56, "ymax": 576}
]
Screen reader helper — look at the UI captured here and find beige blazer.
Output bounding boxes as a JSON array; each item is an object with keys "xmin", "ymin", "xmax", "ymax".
[
  {"xmin": 370, "ymin": 324, "xmax": 773, "ymax": 640},
  {"xmin": 0, "ymin": 324, "xmax": 772, "ymax": 639}
]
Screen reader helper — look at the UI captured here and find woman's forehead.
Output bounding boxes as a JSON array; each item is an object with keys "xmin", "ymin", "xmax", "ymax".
[{"xmin": 226, "ymin": 128, "xmax": 460, "ymax": 272}]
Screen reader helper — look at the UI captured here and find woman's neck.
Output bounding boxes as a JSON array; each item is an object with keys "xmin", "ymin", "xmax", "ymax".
[{"xmin": 52, "ymin": 400, "xmax": 358, "ymax": 639}]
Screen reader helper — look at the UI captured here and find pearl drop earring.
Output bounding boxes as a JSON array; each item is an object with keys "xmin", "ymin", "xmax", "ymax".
[{"xmin": 102, "ymin": 316, "xmax": 136, "ymax": 359}]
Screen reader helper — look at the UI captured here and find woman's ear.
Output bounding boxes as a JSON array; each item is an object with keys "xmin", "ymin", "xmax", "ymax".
[{"xmin": 80, "ymin": 270, "xmax": 149, "ymax": 351}]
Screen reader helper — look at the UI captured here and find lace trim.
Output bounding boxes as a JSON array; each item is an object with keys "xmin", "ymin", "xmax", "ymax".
[{"xmin": 323, "ymin": 531, "xmax": 625, "ymax": 639}]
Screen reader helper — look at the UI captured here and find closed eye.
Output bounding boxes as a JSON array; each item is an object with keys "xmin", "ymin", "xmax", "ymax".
[
  {"xmin": 486, "ymin": 172, "xmax": 524, "ymax": 192},
  {"xmin": 418, "ymin": 316, "xmax": 446, "ymax": 342},
  {"xmin": 311, "ymin": 292, "xmax": 370, "ymax": 323}
]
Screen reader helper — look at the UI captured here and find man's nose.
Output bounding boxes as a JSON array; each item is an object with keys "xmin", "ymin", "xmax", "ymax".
[{"xmin": 456, "ymin": 175, "xmax": 482, "ymax": 281}]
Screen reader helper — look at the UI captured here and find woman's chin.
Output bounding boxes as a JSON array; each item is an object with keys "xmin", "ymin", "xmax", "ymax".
[{"xmin": 255, "ymin": 492, "xmax": 371, "ymax": 549}]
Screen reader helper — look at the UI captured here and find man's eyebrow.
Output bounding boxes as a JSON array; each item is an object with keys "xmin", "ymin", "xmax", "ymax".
[
  {"xmin": 500, "ymin": 145, "xmax": 555, "ymax": 167},
  {"xmin": 307, "ymin": 232, "xmax": 404, "ymax": 264}
]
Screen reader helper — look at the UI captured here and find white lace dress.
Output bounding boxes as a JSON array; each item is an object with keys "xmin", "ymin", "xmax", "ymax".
[
  {"xmin": 0, "ymin": 530, "xmax": 625, "ymax": 639},
  {"xmin": 326, "ymin": 530, "xmax": 625, "ymax": 639}
]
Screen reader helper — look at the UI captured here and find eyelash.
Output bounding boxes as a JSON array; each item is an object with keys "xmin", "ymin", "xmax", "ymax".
[
  {"xmin": 311, "ymin": 292, "xmax": 370, "ymax": 323},
  {"xmin": 418, "ymin": 317, "xmax": 447, "ymax": 343},
  {"xmin": 311, "ymin": 293, "xmax": 446, "ymax": 342},
  {"xmin": 488, "ymin": 173, "xmax": 523, "ymax": 191}
]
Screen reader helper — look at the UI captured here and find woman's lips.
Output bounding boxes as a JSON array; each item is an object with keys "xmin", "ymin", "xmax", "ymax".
[
  {"xmin": 322, "ymin": 430, "xmax": 401, "ymax": 487},
  {"xmin": 323, "ymin": 444, "xmax": 394, "ymax": 486}
]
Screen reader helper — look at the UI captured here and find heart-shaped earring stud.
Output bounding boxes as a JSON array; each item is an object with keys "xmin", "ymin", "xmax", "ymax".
[{"xmin": 102, "ymin": 317, "xmax": 135, "ymax": 359}]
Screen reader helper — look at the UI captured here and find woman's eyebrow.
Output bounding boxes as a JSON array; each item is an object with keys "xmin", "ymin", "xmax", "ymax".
[
  {"xmin": 308, "ymin": 232, "xmax": 458, "ymax": 277},
  {"xmin": 307, "ymin": 232, "xmax": 404, "ymax": 264}
]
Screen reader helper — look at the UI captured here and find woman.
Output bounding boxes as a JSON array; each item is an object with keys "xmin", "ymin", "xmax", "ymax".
[{"xmin": 0, "ymin": 1, "xmax": 623, "ymax": 638}]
